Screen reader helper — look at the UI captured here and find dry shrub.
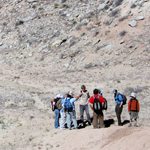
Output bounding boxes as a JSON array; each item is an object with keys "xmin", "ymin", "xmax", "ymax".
[
  {"xmin": 130, "ymin": 3, "xmax": 137, "ymax": 8},
  {"xmin": 119, "ymin": 30, "xmax": 127, "ymax": 37}
]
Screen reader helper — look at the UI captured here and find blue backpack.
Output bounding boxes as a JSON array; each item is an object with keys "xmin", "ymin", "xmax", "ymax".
[{"xmin": 64, "ymin": 98, "xmax": 73, "ymax": 112}]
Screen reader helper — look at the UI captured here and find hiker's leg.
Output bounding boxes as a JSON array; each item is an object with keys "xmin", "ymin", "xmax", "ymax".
[
  {"xmin": 60, "ymin": 112, "xmax": 66, "ymax": 129},
  {"xmin": 115, "ymin": 105, "xmax": 122, "ymax": 125},
  {"xmin": 99, "ymin": 112, "xmax": 104, "ymax": 128},
  {"xmin": 93, "ymin": 111, "xmax": 98, "ymax": 128},
  {"xmin": 133, "ymin": 112, "xmax": 138, "ymax": 127},
  {"xmin": 66, "ymin": 112, "xmax": 71, "ymax": 129},
  {"xmin": 54, "ymin": 109, "xmax": 60, "ymax": 128},
  {"xmin": 80, "ymin": 105, "xmax": 84, "ymax": 123},
  {"xmin": 72, "ymin": 110, "xmax": 78, "ymax": 129},
  {"xmin": 85, "ymin": 104, "xmax": 91, "ymax": 123}
]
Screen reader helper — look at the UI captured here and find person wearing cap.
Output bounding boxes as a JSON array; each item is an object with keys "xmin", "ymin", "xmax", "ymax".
[
  {"xmin": 79, "ymin": 85, "xmax": 91, "ymax": 127},
  {"xmin": 113, "ymin": 89, "xmax": 123, "ymax": 126},
  {"xmin": 98, "ymin": 89, "xmax": 102, "ymax": 96},
  {"xmin": 62, "ymin": 91, "xmax": 82, "ymax": 130},
  {"xmin": 53, "ymin": 94, "xmax": 63, "ymax": 129},
  {"xmin": 89, "ymin": 89, "xmax": 105, "ymax": 129},
  {"xmin": 128, "ymin": 92, "xmax": 140, "ymax": 127}
]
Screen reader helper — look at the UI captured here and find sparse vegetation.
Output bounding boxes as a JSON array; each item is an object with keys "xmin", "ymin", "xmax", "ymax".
[
  {"xmin": 130, "ymin": 3, "xmax": 137, "ymax": 8},
  {"xmin": 16, "ymin": 20, "xmax": 24, "ymax": 26},
  {"xmin": 38, "ymin": 7, "xmax": 43, "ymax": 10},
  {"xmin": 73, "ymin": 20, "xmax": 77, "ymax": 25},
  {"xmin": 120, "ymin": 30, "xmax": 127, "ymax": 36},
  {"xmin": 32, "ymin": 5, "xmax": 36, "ymax": 9},
  {"xmin": 62, "ymin": 3, "xmax": 69, "ymax": 8},
  {"xmin": 54, "ymin": 3, "xmax": 59, "ymax": 9}
]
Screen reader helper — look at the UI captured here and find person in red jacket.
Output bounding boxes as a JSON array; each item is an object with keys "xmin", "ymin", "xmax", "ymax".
[
  {"xmin": 128, "ymin": 92, "xmax": 140, "ymax": 127},
  {"xmin": 89, "ymin": 89, "xmax": 105, "ymax": 129}
]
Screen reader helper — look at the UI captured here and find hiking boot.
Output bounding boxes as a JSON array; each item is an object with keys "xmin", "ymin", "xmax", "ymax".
[
  {"xmin": 88, "ymin": 122, "xmax": 91, "ymax": 126},
  {"xmin": 128, "ymin": 123, "xmax": 132, "ymax": 127},
  {"xmin": 60, "ymin": 127, "xmax": 66, "ymax": 130},
  {"xmin": 134, "ymin": 123, "xmax": 138, "ymax": 127},
  {"xmin": 74, "ymin": 127, "xmax": 79, "ymax": 130}
]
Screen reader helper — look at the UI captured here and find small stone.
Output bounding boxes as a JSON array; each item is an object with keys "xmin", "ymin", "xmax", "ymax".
[
  {"xmin": 92, "ymin": 39, "xmax": 101, "ymax": 45},
  {"xmin": 56, "ymin": 144, "xmax": 60, "ymax": 147},
  {"xmin": 120, "ymin": 39, "xmax": 125, "ymax": 44},
  {"xmin": 135, "ymin": 16, "xmax": 144, "ymax": 20},
  {"xmin": 98, "ymin": 3, "xmax": 106, "ymax": 10},
  {"xmin": 51, "ymin": 40, "xmax": 62, "ymax": 47},
  {"xmin": 29, "ymin": 52, "xmax": 33, "ymax": 57},
  {"xmin": 84, "ymin": 41, "xmax": 91, "ymax": 46},
  {"xmin": 27, "ymin": 0, "xmax": 38, "ymax": 2},
  {"xmin": 138, "ymin": 9, "xmax": 143, "ymax": 13},
  {"xmin": 128, "ymin": 20, "xmax": 137, "ymax": 27}
]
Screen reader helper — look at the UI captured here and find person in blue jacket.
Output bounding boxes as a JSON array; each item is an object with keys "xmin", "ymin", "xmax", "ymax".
[{"xmin": 113, "ymin": 89, "xmax": 123, "ymax": 126}]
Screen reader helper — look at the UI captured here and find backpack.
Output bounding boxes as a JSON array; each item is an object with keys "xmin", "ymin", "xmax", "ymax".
[
  {"xmin": 118, "ymin": 93, "xmax": 127, "ymax": 105},
  {"xmin": 103, "ymin": 98, "xmax": 107, "ymax": 110},
  {"xmin": 130, "ymin": 99, "xmax": 138, "ymax": 111},
  {"xmin": 55, "ymin": 99, "xmax": 62, "ymax": 110},
  {"xmin": 93, "ymin": 96, "xmax": 102, "ymax": 114},
  {"xmin": 64, "ymin": 98, "xmax": 73, "ymax": 112},
  {"xmin": 50, "ymin": 101, "xmax": 54, "ymax": 111}
]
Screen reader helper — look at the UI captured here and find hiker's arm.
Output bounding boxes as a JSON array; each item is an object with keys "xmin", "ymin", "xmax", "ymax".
[
  {"xmin": 89, "ymin": 103, "xmax": 93, "ymax": 110},
  {"xmin": 120, "ymin": 101, "xmax": 123, "ymax": 107},
  {"xmin": 87, "ymin": 92, "xmax": 90, "ymax": 98},
  {"xmin": 63, "ymin": 107, "xmax": 66, "ymax": 115},
  {"xmin": 73, "ymin": 93, "xmax": 82, "ymax": 100},
  {"xmin": 53, "ymin": 102, "xmax": 56, "ymax": 106},
  {"xmin": 119, "ymin": 95, "xmax": 123, "ymax": 107},
  {"xmin": 128, "ymin": 100, "xmax": 131, "ymax": 113},
  {"xmin": 102, "ymin": 102, "xmax": 104, "ymax": 109}
]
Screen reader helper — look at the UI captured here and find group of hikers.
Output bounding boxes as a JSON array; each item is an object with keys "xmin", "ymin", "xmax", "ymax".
[{"xmin": 51, "ymin": 85, "xmax": 140, "ymax": 130}]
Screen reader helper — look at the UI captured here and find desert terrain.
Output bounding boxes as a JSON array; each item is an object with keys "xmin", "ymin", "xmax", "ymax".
[{"xmin": 0, "ymin": 0, "xmax": 150, "ymax": 149}]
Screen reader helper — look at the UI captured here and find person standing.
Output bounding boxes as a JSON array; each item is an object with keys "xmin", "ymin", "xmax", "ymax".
[
  {"xmin": 113, "ymin": 89, "xmax": 123, "ymax": 126},
  {"xmin": 60, "ymin": 97, "xmax": 66, "ymax": 130},
  {"xmin": 79, "ymin": 85, "xmax": 91, "ymax": 126},
  {"xmin": 53, "ymin": 94, "xmax": 63, "ymax": 129},
  {"xmin": 63, "ymin": 91, "xmax": 82, "ymax": 130},
  {"xmin": 128, "ymin": 92, "xmax": 140, "ymax": 127},
  {"xmin": 89, "ymin": 89, "xmax": 105, "ymax": 129}
]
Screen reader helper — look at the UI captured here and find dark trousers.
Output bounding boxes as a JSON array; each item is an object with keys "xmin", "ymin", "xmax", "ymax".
[
  {"xmin": 80, "ymin": 104, "xmax": 91, "ymax": 123},
  {"xmin": 115, "ymin": 104, "xmax": 123, "ymax": 125}
]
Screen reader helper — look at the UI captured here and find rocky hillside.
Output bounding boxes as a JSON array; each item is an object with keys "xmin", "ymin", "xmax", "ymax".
[{"xmin": 0, "ymin": 0, "xmax": 150, "ymax": 105}]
